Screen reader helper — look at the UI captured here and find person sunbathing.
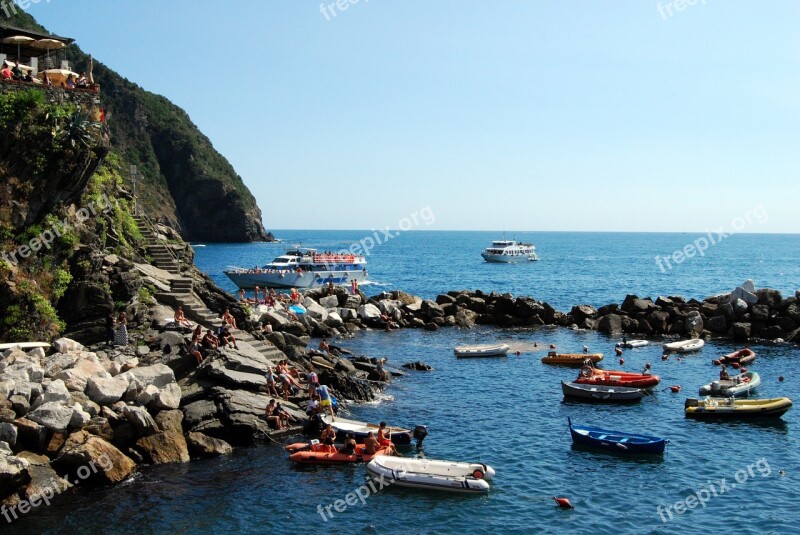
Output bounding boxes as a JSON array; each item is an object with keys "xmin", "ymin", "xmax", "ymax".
[
  {"xmin": 364, "ymin": 432, "xmax": 380, "ymax": 455},
  {"xmin": 174, "ymin": 307, "xmax": 192, "ymax": 328}
]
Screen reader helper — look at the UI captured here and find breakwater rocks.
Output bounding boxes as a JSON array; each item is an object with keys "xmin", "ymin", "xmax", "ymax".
[{"xmin": 267, "ymin": 280, "xmax": 798, "ymax": 344}]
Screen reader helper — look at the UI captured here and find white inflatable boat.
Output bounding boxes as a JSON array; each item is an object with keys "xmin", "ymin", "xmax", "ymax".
[{"xmin": 365, "ymin": 455, "xmax": 494, "ymax": 493}]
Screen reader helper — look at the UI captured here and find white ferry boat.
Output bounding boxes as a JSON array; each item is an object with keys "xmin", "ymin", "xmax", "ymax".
[
  {"xmin": 224, "ymin": 248, "xmax": 368, "ymax": 289},
  {"xmin": 481, "ymin": 239, "xmax": 539, "ymax": 263}
]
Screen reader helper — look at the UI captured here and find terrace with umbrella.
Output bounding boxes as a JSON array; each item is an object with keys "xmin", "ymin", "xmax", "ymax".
[{"xmin": 0, "ymin": 22, "xmax": 85, "ymax": 88}]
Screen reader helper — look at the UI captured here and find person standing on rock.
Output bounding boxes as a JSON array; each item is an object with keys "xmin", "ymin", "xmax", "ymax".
[
  {"xmin": 306, "ymin": 365, "xmax": 320, "ymax": 396},
  {"xmin": 105, "ymin": 312, "xmax": 116, "ymax": 346},
  {"xmin": 115, "ymin": 312, "xmax": 129, "ymax": 346},
  {"xmin": 264, "ymin": 368, "xmax": 280, "ymax": 398},
  {"xmin": 316, "ymin": 385, "xmax": 335, "ymax": 421},
  {"xmin": 239, "ymin": 288, "xmax": 245, "ymax": 302}
]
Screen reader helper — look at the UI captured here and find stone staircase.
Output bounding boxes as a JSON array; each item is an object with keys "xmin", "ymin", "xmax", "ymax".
[{"xmin": 132, "ymin": 212, "xmax": 284, "ymax": 365}]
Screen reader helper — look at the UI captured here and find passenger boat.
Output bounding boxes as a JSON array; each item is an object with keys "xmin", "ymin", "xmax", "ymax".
[
  {"xmin": 561, "ymin": 381, "xmax": 644, "ymax": 403},
  {"xmin": 541, "ymin": 352, "xmax": 604, "ymax": 366},
  {"xmin": 615, "ymin": 339, "xmax": 649, "ymax": 349},
  {"xmin": 224, "ymin": 247, "xmax": 368, "ymax": 289},
  {"xmin": 717, "ymin": 348, "xmax": 756, "ymax": 366},
  {"xmin": 663, "ymin": 338, "xmax": 705, "ymax": 353},
  {"xmin": 568, "ymin": 418, "xmax": 667, "ymax": 454},
  {"xmin": 481, "ymin": 239, "xmax": 539, "ymax": 263},
  {"xmin": 699, "ymin": 371, "xmax": 760, "ymax": 397},
  {"xmin": 286, "ymin": 441, "xmax": 392, "ymax": 464},
  {"xmin": 321, "ymin": 414, "xmax": 414, "ymax": 446},
  {"xmin": 574, "ymin": 365, "xmax": 661, "ymax": 389},
  {"xmin": 454, "ymin": 343, "xmax": 510, "ymax": 358},
  {"xmin": 685, "ymin": 397, "xmax": 792, "ymax": 420},
  {"xmin": 366, "ymin": 455, "xmax": 494, "ymax": 493}
]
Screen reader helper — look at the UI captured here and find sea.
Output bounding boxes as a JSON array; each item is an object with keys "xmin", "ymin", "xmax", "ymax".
[{"xmin": 13, "ymin": 231, "xmax": 800, "ymax": 535}]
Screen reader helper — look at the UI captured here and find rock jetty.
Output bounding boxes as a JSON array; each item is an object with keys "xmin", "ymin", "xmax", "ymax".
[{"xmin": 278, "ymin": 280, "xmax": 798, "ymax": 344}]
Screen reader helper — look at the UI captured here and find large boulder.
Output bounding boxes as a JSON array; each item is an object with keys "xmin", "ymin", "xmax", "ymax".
[
  {"xmin": 454, "ymin": 308, "xmax": 478, "ymax": 328},
  {"xmin": 55, "ymin": 430, "xmax": 136, "ymax": 484},
  {"xmin": 86, "ymin": 375, "xmax": 129, "ymax": 406},
  {"xmin": 684, "ymin": 311, "xmax": 704, "ymax": 337},
  {"xmin": 120, "ymin": 364, "xmax": 181, "ymax": 410},
  {"xmin": 420, "ymin": 300, "xmax": 445, "ymax": 320},
  {"xmin": 357, "ymin": 304, "xmax": 381, "ymax": 321},
  {"xmin": 647, "ymin": 310, "xmax": 671, "ymax": 333},
  {"xmin": 122, "ymin": 405, "xmax": 159, "ymax": 437},
  {"xmin": 43, "ymin": 380, "xmax": 71, "ymax": 404},
  {"xmin": 570, "ymin": 305, "xmax": 597, "ymax": 324},
  {"xmin": 26, "ymin": 402, "xmax": 74, "ymax": 432},
  {"xmin": 13, "ymin": 418, "xmax": 48, "ymax": 451},
  {"xmin": 708, "ymin": 315, "xmax": 728, "ymax": 333},
  {"xmin": 730, "ymin": 322, "xmax": 752, "ymax": 341},
  {"xmin": 730, "ymin": 286, "xmax": 758, "ymax": 306},
  {"xmin": 135, "ymin": 432, "xmax": 190, "ymax": 465},
  {"xmin": 53, "ymin": 338, "xmax": 85, "ymax": 354},
  {"xmin": 0, "ymin": 450, "xmax": 29, "ymax": 497},
  {"xmin": 182, "ymin": 400, "xmax": 218, "ymax": 429},
  {"xmin": 302, "ymin": 298, "xmax": 329, "ymax": 321},
  {"xmin": 0, "ymin": 422, "xmax": 18, "ymax": 448},
  {"xmin": 598, "ymin": 314, "xmax": 623, "ymax": 335},
  {"xmin": 731, "ymin": 298, "xmax": 749, "ymax": 318},
  {"xmin": 186, "ymin": 431, "xmax": 233, "ymax": 458},
  {"xmin": 756, "ymin": 289, "xmax": 782, "ymax": 309}
]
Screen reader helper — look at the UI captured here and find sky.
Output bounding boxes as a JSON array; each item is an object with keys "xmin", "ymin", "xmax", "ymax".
[{"xmin": 20, "ymin": 0, "xmax": 800, "ymax": 233}]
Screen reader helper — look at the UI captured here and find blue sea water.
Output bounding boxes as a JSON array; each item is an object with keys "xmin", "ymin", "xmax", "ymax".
[{"xmin": 13, "ymin": 231, "xmax": 800, "ymax": 535}]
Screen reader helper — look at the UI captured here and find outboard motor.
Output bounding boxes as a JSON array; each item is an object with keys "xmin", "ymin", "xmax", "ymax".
[{"xmin": 413, "ymin": 425, "xmax": 428, "ymax": 449}]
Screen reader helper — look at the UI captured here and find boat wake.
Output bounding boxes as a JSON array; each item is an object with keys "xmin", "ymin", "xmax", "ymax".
[{"xmin": 360, "ymin": 280, "xmax": 390, "ymax": 287}]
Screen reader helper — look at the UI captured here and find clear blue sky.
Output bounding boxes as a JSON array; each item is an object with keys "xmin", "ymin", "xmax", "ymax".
[{"xmin": 25, "ymin": 0, "xmax": 800, "ymax": 233}]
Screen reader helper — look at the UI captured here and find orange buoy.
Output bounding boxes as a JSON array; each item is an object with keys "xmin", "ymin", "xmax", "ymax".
[
  {"xmin": 779, "ymin": 376, "xmax": 785, "ymax": 382},
  {"xmin": 712, "ymin": 359, "xmax": 720, "ymax": 366},
  {"xmin": 554, "ymin": 497, "xmax": 574, "ymax": 509},
  {"xmin": 670, "ymin": 385, "xmax": 681, "ymax": 393},
  {"xmin": 619, "ymin": 358, "xmax": 625, "ymax": 365},
  {"xmin": 472, "ymin": 469, "xmax": 485, "ymax": 479},
  {"xmin": 731, "ymin": 362, "xmax": 740, "ymax": 369}
]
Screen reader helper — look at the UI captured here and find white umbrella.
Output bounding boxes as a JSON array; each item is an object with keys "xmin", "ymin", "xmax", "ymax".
[
  {"xmin": 2, "ymin": 35, "xmax": 35, "ymax": 60},
  {"xmin": 32, "ymin": 38, "xmax": 66, "ymax": 67}
]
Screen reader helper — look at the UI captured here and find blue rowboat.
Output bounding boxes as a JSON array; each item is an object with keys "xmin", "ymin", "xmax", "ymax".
[{"xmin": 568, "ymin": 418, "xmax": 667, "ymax": 454}]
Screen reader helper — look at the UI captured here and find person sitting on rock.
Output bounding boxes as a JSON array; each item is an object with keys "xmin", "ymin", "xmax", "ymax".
[
  {"xmin": 188, "ymin": 340, "xmax": 204, "ymax": 365},
  {"xmin": 265, "ymin": 399, "xmax": 284, "ymax": 430},
  {"xmin": 260, "ymin": 321, "xmax": 273, "ymax": 335},
  {"xmin": 364, "ymin": 432, "xmax": 380, "ymax": 455},
  {"xmin": 174, "ymin": 307, "xmax": 192, "ymax": 328},
  {"xmin": 273, "ymin": 402, "xmax": 295, "ymax": 428},
  {"xmin": 221, "ymin": 309, "xmax": 238, "ymax": 330},
  {"xmin": 217, "ymin": 325, "xmax": 239, "ymax": 350},
  {"xmin": 290, "ymin": 287, "xmax": 299, "ymax": 304},
  {"xmin": 318, "ymin": 338, "xmax": 330, "ymax": 354},
  {"xmin": 720, "ymin": 366, "xmax": 730, "ymax": 381},
  {"xmin": 77, "ymin": 72, "xmax": 88, "ymax": 88},
  {"xmin": 191, "ymin": 325, "xmax": 203, "ymax": 344},
  {"xmin": 306, "ymin": 392, "xmax": 321, "ymax": 416},
  {"xmin": 201, "ymin": 329, "xmax": 219, "ymax": 350},
  {"xmin": 264, "ymin": 368, "xmax": 280, "ymax": 398}
]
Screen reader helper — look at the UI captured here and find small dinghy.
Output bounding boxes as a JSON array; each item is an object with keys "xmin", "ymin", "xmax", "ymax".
[
  {"xmin": 286, "ymin": 441, "xmax": 393, "ymax": 465},
  {"xmin": 717, "ymin": 348, "xmax": 756, "ymax": 366},
  {"xmin": 575, "ymin": 365, "xmax": 661, "ymax": 389},
  {"xmin": 663, "ymin": 338, "xmax": 704, "ymax": 353},
  {"xmin": 685, "ymin": 397, "xmax": 792, "ymax": 420},
  {"xmin": 365, "ymin": 455, "xmax": 494, "ymax": 493},
  {"xmin": 561, "ymin": 381, "xmax": 644, "ymax": 403},
  {"xmin": 454, "ymin": 343, "xmax": 510, "ymax": 358},
  {"xmin": 321, "ymin": 414, "xmax": 415, "ymax": 446},
  {"xmin": 615, "ymin": 339, "xmax": 649, "ymax": 349},
  {"xmin": 542, "ymin": 352, "xmax": 604, "ymax": 366},
  {"xmin": 699, "ymin": 371, "xmax": 760, "ymax": 397},
  {"xmin": 568, "ymin": 418, "xmax": 667, "ymax": 454}
]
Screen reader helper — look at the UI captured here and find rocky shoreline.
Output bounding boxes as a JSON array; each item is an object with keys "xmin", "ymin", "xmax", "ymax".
[
  {"xmin": 1, "ymin": 278, "xmax": 797, "ymax": 520},
  {"xmin": 261, "ymin": 279, "xmax": 800, "ymax": 345}
]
